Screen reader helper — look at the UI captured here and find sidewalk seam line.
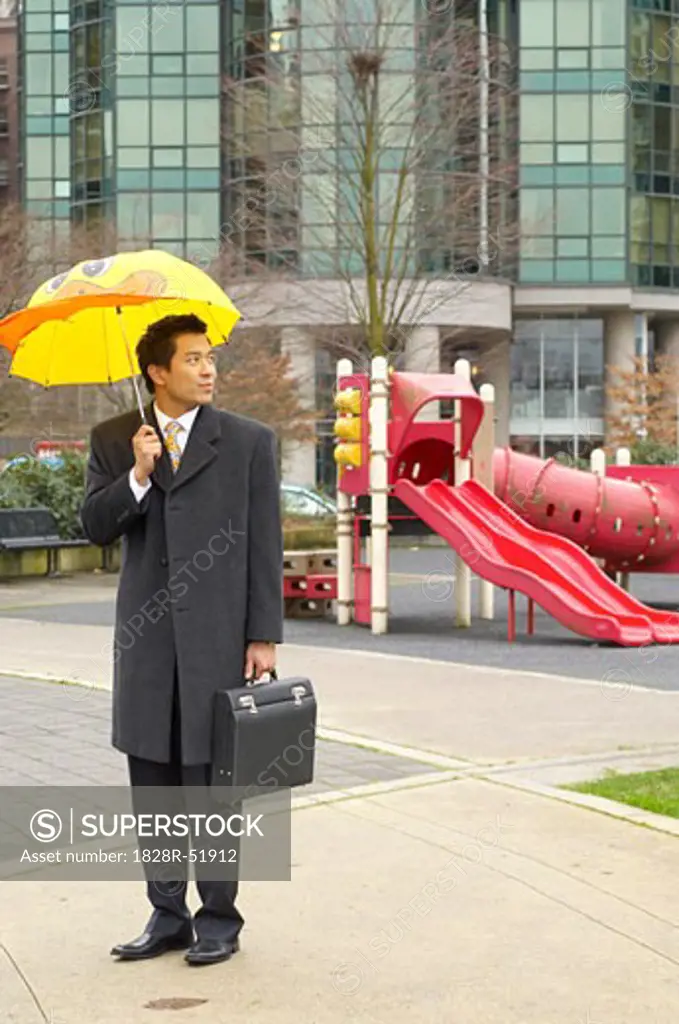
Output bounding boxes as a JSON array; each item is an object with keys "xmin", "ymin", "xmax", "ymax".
[
  {"xmin": 3, "ymin": 672, "xmax": 679, "ymax": 779},
  {"xmin": 0, "ymin": 671, "xmax": 495, "ymax": 770},
  {"xmin": 291, "ymin": 770, "xmax": 463, "ymax": 809}
]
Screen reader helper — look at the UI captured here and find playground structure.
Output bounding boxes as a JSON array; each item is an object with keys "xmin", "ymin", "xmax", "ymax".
[
  {"xmin": 332, "ymin": 356, "xmax": 679, "ymax": 647},
  {"xmin": 283, "ymin": 548, "xmax": 337, "ymax": 618}
]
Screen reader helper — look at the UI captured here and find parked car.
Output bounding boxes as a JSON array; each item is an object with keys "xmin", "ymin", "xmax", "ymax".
[
  {"xmin": 1, "ymin": 453, "xmax": 65, "ymax": 473},
  {"xmin": 280, "ymin": 484, "xmax": 336, "ymax": 518}
]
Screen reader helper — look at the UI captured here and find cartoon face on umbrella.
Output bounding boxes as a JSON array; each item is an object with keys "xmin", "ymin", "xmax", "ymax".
[{"xmin": 33, "ymin": 255, "xmax": 173, "ymax": 304}]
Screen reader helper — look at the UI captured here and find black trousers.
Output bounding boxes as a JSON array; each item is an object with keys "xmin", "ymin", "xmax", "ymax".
[{"xmin": 127, "ymin": 670, "xmax": 243, "ymax": 943}]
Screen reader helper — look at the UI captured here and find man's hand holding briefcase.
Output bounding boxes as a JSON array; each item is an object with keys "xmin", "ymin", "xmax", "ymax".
[{"xmin": 211, "ymin": 670, "xmax": 317, "ymax": 794}]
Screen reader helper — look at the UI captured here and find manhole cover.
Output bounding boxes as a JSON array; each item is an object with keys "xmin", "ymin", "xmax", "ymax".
[{"xmin": 144, "ymin": 998, "xmax": 209, "ymax": 1011}]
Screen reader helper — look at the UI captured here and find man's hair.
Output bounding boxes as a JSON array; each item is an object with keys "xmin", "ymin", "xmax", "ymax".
[{"xmin": 136, "ymin": 314, "xmax": 208, "ymax": 394}]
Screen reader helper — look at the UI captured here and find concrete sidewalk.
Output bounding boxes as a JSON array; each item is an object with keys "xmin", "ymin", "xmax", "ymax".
[
  {"xmin": 1, "ymin": 611, "xmax": 679, "ymax": 1022},
  {"xmin": 2, "ymin": 616, "xmax": 679, "ymax": 763},
  {"xmin": 3, "ymin": 778, "xmax": 679, "ymax": 1023}
]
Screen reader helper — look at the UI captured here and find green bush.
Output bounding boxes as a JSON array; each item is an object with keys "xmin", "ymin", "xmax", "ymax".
[
  {"xmin": 0, "ymin": 452, "xmax": 338, "ymax": 549},
  {"xmin": 628, "ymin": 438, "xmax": 677, "ymax": 465},
  {"xmin": 0, "ymin": 450, "xmax": 88, "ymax": 539}
]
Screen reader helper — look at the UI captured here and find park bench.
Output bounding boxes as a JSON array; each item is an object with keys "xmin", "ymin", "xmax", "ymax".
[{"xmin": 0, "ymin": 507, "xmax": 97, "ymax": 576}]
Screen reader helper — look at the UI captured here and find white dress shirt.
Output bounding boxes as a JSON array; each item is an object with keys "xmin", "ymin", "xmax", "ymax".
[{"xmin": 129, "ymin": 403, "xmax": 201, "ymax": 502}]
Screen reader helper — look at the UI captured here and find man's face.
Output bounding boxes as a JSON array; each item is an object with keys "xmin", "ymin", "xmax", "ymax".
[{"xmin": 152, "ymin": 332, "xmax": 217, "ymax": 407}]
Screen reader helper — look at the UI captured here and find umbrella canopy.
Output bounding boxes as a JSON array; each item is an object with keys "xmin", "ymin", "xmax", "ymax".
[{"xmin": 0, "ymin": 248, "xmax": 241, "ymax": 387}]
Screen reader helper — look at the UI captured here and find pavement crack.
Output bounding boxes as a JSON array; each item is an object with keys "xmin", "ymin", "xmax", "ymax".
[
  {"xmin": 350, "ymin": 784, "xmax": 679, "ymax": 934},
  {"xmin": 0, "ymin": 941, "xmax": 50, "ymax": 1022},
  {"xmin": 327, "ymin": 788, "xmax": 679, "ymax": 965}
]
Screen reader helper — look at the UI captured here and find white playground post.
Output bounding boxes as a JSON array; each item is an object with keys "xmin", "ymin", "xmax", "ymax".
[
  {"xmin": 616, "ymin": 446, "xmax": 631, "ymax": 467},
  {"xmin": 589, "ymin": 447, "xmax": 608, "ymax": 577},
  {"xmin": 478, "ymin": 382, "xmax": 495, "ymax": 620},
  {"xmin": 454, "ymin": 358, "xmax": 472, "ymax": 628},
  {"xmin": 335, "ymin": 358, "xmax": 354, "ymax": 626},
  {"xmin": 615, "ymin": 446, "xmax": 631, "ymax": 591},
  {"xmin": 590, "ymin": 447, "xmax": 606, "ymax": 478},
  {"xmin": 370, "ymin": 356, "xmax": 389, "ymax": 635}
]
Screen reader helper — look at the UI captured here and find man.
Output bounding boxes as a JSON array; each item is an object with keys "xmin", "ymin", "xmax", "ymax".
[{"xmin": 80, "ymin": 313, "xmax": 283, "ymax": 966}]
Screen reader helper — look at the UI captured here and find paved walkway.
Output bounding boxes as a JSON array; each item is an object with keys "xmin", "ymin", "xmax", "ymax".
[
  {"xmin": 0, "ymin": 674, "xmax": 434, "ymax": 793},
  {"xmin": 1, "ymin": 578, "xmax": 679, "ymax": 1023},
  {"xmin": 2, "ymin": 564, "xmax": 679, "ymax": 688}
]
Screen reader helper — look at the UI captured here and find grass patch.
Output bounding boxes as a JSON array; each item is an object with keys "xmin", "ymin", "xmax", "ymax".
[{"xmin": 566, "ymin": 767, "xmax": 679, "ymax": 819}]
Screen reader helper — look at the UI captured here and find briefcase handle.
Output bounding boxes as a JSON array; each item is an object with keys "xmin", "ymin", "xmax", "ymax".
[{"xmin": 245, "ymin": 668, "xmax": 278, "ymax": 687}]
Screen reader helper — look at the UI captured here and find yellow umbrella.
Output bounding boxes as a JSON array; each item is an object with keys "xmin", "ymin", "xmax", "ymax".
[{"xmin": 0, "ymin": 248, "xmax": 241, "ymax": 420}]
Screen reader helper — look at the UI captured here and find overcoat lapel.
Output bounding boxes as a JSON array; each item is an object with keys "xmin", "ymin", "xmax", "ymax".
[
  {"xmin": 147, "ymin": 402, "xmax": 222, "ymax": 492},
  {"xmin": 169, "ymin": 404, "xmax": 221, "ymax": 491}
]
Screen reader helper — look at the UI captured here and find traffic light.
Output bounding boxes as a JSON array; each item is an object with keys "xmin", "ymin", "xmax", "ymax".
[{"xmin": 333, "ymin": 387, "xmax": 363, "ymax": 469}]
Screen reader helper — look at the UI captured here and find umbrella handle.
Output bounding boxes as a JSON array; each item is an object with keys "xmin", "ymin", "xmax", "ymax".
[
  {"xmin": 116, "ymin": 306, "xmax": 146, "ymax": 422},
  {"xmin": 130, "ymin": 374, "xmax": 147, "ymax": 423}
]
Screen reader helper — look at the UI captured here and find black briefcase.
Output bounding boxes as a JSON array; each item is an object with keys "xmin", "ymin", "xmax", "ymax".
[{"xmin": 211, "ymin": 671, "xmax": 317, "ymax": 793}]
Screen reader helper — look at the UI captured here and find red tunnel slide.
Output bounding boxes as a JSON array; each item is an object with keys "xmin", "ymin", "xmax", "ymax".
[
  {"xmin": 394, "ymin": 477, "xmax": 679, "ymax": 647},
  {"xmin": 493, "ymin": 448, "xmax": 679, "ymax": 571}
]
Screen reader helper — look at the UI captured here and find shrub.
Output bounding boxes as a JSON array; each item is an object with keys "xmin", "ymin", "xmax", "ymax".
[
  {"xmin": 0, "ymin": 450, "xmax": 88, "ymax": 538},
  {"xmin": 0, "ymin": 452, "xmax": 338, "ymax": 550},
  {"xmin": 628, "ymin": 438, "xmax": 677, "ymax": 465}
]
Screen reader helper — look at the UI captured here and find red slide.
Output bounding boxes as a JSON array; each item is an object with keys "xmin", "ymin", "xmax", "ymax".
[{"xmin": 394, "ymin": 478, "xmax": 679, "ymax": 647}]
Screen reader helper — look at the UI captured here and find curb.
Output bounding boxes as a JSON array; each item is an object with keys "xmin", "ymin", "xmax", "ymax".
[{"xmin": 483, "ymin": 774, "xmax": 679, "ymax": 839}]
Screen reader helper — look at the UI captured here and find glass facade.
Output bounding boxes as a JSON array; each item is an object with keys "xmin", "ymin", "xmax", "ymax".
[
  {"xmin": 19, "ymin": 0, "xmax": 676, "ymax": 292},
  {"xmin": 629, "ymin": 3, "xmax": 679, "ymax": 288},
  {"xmin": 510, "ymin": 317, "xmax": 605, "ymax": 457},
  {"xmin": 222, "ymin": 0, "xmax": 516, "ymax": 278},
  {"xmin": 518, "ymin": 0, "xmax": 628, "ymax": 283},
  {"xmin": 20, "ymin": 0, "xmax": 71, "ymax": 243},
  {"xmin": 20, "ymin": 0, "xmax": 221, "ymax": 256},
  {"xmin": 112, "ymin": 0, "xmax": 221, "ymax": 254},
  {"xmin": 71, "ymin": 0, "xmax": 113, "ymax": 228}
]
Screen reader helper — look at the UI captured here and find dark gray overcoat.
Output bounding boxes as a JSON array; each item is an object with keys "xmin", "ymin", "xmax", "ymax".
[{"xmin": 80, "ymin": 401, "xmax": 284, "ymax": 765}]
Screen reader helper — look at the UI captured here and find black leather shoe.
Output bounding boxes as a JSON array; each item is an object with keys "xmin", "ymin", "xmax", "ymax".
[
  {"xmin": 111, "ymin": 927, "xmax": 194, "ymax": 961},
  {"xmin": 184, "ymin": 937, "xmax": 240, "ymax": 966}
]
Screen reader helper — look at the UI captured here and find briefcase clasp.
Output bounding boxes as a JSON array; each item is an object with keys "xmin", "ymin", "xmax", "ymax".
[
  {"xmin": 238, "ymin": 694, "xmax": 258, "ymax": 714},
  {"xmin": 291, "ymin": 685, "xmax": 307, "ymax": 706}
]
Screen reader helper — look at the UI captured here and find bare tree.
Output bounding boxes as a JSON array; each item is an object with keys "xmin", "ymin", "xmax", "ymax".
[
  {"xmin": 0, "ymin": 208, "xmax": 122, "ymax": 436},
  {"xmin": 215, "ymin": 328, "xmax": 317, "ymax": 447},
  {"xmin": 220, "ymin": 0, "xmax": 518, "ymax": 361},
  {"xmin": 0, "ymin": 204, "xmax": 60, "ymax": 320}
]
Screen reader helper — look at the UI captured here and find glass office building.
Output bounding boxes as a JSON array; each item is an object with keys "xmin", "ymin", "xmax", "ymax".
[
  {"xmin": 518, "ymin": 0, "xmax": 679, "ymax": 289},
  {"xmin": 17, "ymin": 0, "xmax": 679, "ymax": 480},
  {"xmin": 19, "ymin": 0, "xmax": 71, "ymax": 248},
  {"xmin": 512, "ymin": 0, "xmax": 679, "ymax": 458},
  {"xmin": 111, "ymin": 1, "xmax": 221, "ymax": 254},
  {"xmin": 518, "ymin": 0, "xmax": 628, "ymax": 285},
  {"xmin": 21, "ymin": 0, "xmax": 222, "ymax": 254},
  {"xmin": 628, "ymin": 4, "xmax": 679, "ymax": 290},
  {"xmin": 223, "ymin": 0, "xmax": 516, "ymax": 278}
]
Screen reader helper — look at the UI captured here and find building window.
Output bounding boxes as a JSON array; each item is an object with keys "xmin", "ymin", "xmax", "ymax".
[
  {"xmin": 510, "ymin": 318, "xmax": 605, "ymax": 458},
  {"xmin": 519, "ymin": 0, "xmax": 555, "ymax": 48},
  {"xmin": 518, "ymin": 0, "xmax": 628, "ymax": 285}
]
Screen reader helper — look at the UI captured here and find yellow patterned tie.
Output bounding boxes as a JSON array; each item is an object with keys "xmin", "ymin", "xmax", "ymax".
[{"xmin": 164, "ymin": 420, "xmax": 184, "ymax": 473}]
